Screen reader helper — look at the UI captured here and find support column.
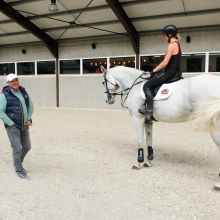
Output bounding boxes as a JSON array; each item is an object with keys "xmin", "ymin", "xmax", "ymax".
[
  {"xmin": 136, "ymin": 54, "xmax": 140, "ymax": 69},
  {"xmin": 55, "ymin": 57, "xmax": 59, "ymax": 107}
]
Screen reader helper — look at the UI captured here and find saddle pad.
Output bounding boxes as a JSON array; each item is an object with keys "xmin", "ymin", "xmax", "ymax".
[{"xmin": 140, "ymin": 82, "xmax": 174, "ymax": 101}]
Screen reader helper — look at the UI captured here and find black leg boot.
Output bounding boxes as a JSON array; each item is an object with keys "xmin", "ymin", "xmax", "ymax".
[{"xmin": 139, "ymin": 88, "xmax": 153, "ymax": 117}]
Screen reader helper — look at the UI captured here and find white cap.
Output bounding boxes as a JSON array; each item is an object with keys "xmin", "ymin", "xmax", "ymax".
[{"xmin": 6, "ymin": 73, "xmax": 18, "ymax": 82}]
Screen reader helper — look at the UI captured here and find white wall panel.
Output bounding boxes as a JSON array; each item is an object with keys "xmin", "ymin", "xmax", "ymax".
[
  {"xmin": 0, "ymin": 30, "xmax": 220, "ymax": 109},
  {"xmin": 59, "ymin": 37, "xmax": 133, "ymax": 59},
  {"xmin": 59, "ymin": 75, "xmax": 121, "ymax": 109},
  {"xmin": 0, "ymin": 76, "xmax": 56, "ymax": 107},
  {"xmin": 0, "ymin": 43, "xmax": 53, "ymax": 62},
  {"xmin": 140, "ymin": 30, "xmax": 220, "ymax": 54}
]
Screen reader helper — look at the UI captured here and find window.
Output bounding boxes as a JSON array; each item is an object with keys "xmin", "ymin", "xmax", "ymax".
[
  {"xmin": 17, "ymin": 62, "xmax": 35, "ymax": 75},
  {"xmin": 37, "ymin": 61, "xmax": 55, "ymax": 75},
  {"xmin": 0, "ymin": 63, "xmax": 15, "ymax": 75},
  {"xmin": 181, "ymin": 54, "xmax": 205, "ymax": 73},
  {"xmin": 110, "ymin": 56, "xmax": 135, "ymax": 68},
  {"xmin": 140, "ymin": 55, "xmax": 163, "ymax": 71},
  {"xmin": 209, "ymin": 53, "xmax": 220, "ymax": 72},
  {"xmin": 83, "ymin": 58, "xmax": 107, "ymax": 74},
  {"xmin": 60, "ymin": 60, "xmax": 80, "ymax": 74}
]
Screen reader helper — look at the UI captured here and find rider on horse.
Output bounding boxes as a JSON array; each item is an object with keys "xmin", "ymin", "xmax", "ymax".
[{"xmin": 139, "ymin": 25, "xmax": 182, "ymax": 117}]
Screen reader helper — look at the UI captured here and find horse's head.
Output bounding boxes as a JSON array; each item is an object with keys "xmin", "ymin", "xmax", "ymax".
[{"xmin": 101, "ymin": 66, "xmax": 119, "ymax": 104}]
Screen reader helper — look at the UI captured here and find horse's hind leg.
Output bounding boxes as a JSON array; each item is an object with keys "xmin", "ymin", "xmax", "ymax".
[
  {"xmin": 145, "ymin": 119, "xmax": 154, "ymax": 160},
  {"xmin": 144, "ymin": 119, "xmax": 153, "ymax": 167},
  {"xmin": 210, "ymin": 120, "xmax": 220, "ymax": 189}
]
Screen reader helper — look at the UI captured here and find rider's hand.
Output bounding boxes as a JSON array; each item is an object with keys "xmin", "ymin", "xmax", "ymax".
[{"xmin": 150, "ymin": 71, "xmax": 155, "ymax": 78}]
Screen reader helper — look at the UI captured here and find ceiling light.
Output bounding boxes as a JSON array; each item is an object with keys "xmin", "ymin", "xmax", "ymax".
[{"xmin": 49, "ymin": 0, "xmax": 59, "ymax": 12}]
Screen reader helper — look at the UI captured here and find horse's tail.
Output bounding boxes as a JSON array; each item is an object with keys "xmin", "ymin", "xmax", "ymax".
[{"xmin": 189, "ymin": 97, "xmax": 220, "ymax": 132}]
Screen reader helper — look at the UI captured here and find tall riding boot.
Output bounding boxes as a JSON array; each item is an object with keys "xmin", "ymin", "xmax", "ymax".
[{"xmin": 139, "ymin": 88, "xmax": 153, "ymax": 116}]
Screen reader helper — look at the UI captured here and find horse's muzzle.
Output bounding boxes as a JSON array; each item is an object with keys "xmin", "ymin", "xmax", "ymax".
[
  {"xmin": 105, "ymin": 94, "xmax": 115, "ymax": 104},
  {"xmin": 106, "ymin": 98, "xmax": 114, "ymax": 104}
]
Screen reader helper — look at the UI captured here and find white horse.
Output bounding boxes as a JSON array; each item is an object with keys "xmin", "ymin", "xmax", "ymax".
[{"xmin": 102, "ymin": 66, "xmax": 220, "ymax": 189}]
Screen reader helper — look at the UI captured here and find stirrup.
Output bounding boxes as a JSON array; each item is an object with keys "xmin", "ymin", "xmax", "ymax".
[{"xmin": 139, "ymin": 105, "xmax": 153, "ymax": 116}]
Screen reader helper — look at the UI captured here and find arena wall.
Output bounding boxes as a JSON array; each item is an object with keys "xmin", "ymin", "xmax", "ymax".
[{"xmin": 0, "ymin": 30, "xmax": 220, "ymax": 109}]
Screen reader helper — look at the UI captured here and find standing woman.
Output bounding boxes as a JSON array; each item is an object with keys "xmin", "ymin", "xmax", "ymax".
[
  {"xmin": 139, "ymin": 24, "xmax": 182, "ymax": 117},
  {"xmin": 0, "ymin": 74, "xmax": 33, "ymax": 180}
]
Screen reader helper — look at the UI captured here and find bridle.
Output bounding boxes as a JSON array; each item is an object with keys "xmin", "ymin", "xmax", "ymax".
[
  {"xmin": 102, "ymin": 71, "xmax": 119, "ymax": 102},
  {"xmin": 102, "ymin": 68, "xmax": 148, "ymax": 108}
]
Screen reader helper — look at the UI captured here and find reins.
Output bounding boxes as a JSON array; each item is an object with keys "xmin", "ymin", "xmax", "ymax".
[{"xmin": 120, "ymin": 71, "xmax": 147, "ymax": 108}]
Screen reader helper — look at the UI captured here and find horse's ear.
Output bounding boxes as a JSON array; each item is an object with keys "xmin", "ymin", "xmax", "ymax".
[{"xmin": 100, "ymin": 65, "xmax": 106, "ymax": 74}]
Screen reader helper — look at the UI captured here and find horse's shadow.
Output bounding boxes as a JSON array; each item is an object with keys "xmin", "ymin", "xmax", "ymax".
[
  {"xmin": 150, "ymin": 145, "xmax": 218, "ymax": 170},
  {"xmin": 117, "ymin": 138, "xmax": 218, "ymax": 170}
]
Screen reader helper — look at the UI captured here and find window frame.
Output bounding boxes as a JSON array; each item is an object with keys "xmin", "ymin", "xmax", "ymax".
[
  {"xmin": 36, "ymin": 59, "xmax": 56, "ymax": 75},
  {"xmin": 59, "ymin": 58, "xmax": 82, "ymax": 75},
  {"xmin": 0, "ymin": 62, "xmax": 16, "ymax": 76},
  {"xmin": 16, "ymin": 60, "xmax": 36, "ymax": 76}
]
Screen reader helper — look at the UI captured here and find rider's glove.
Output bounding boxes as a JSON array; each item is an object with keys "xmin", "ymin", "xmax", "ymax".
[{"xmin": 150, "ymin": 71, "xmax": 155, "ymax": 78}]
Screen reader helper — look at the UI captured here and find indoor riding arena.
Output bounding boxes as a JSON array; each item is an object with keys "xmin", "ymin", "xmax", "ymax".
[
  {"xmin": 0, "ymin": 108, "xmax": 220, "ymax": 219},
  {"xmin": 0, "ymin": 0, "xmax": 220, "ymax": 219}
]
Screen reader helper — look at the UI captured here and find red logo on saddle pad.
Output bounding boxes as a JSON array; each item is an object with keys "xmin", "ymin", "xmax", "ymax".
[{"xmin": 161, "ymin": 89, "xmax": 169, "ymax": 95}]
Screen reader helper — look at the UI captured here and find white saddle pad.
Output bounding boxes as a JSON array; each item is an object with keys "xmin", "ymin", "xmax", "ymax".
[{"xmin": 140, "ymin": 82, "xmax": 174, "ymax": 101}]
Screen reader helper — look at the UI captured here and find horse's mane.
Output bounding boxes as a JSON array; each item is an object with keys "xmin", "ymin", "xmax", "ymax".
[{"xmin": 108, "ymin": 66, "xmax": 143, "ymax": 77}]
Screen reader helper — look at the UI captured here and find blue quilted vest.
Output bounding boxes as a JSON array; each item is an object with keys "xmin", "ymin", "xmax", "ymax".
[{"xmin": 2, "ymin": 86, "xmax": 29, "ymax": 129}]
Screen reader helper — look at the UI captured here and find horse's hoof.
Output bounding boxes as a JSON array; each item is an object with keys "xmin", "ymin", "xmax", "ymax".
[
  {"xmin": 132, "ymin": 163, "xmax": 143, "ymax": 170},
  {"xmin": 214, "ymin": 182, "xmax": 220, "ymax": 190},
  {"xmin": 147, "ymin": 155, "xmax": 154, "ymax": 161},
  {"xmin": 143, "ymin": 161, "xmax": 152, "ymax": 167}
]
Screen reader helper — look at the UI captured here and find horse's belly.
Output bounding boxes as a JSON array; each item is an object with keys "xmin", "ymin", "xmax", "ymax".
[{"xmin": 153, "ymin": 95, "xmax": 191, "ymax": 123}]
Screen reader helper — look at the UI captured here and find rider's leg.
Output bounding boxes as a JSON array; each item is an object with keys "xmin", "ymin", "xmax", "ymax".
[
  {"xmin": 139, "ymin": 87, "xmax": 153, "ymax": 115},
  {"xmin": 139, "ymin": 74, "xmax": 161, "ymax": 116},
  {"xmin": 139, "ymin": 71, "xmax": 174, "ymax": 116}
]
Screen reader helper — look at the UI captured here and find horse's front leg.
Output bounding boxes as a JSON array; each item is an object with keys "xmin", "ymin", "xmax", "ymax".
[
  {"xmin": 144, "ymin": 119, "xmax": 154, "ymax": 167},
  {"xmin": 131, "ymin": 115, "xmax": 146, "ymax": 170}
]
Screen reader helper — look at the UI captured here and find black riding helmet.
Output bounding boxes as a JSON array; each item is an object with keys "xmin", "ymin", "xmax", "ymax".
[{"xmin": 162, "ymin": 25, "xmax": 177, "ymax": 36}]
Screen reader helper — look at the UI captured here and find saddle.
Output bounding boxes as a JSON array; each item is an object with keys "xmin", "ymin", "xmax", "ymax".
[{"xmin": 140, "ymin": 72, "xmax": 183, "ymax": 101}]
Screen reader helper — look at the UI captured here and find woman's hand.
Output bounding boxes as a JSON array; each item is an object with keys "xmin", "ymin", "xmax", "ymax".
[{"xmin": 26, "ymin": 120, "xmax": 32, "ymax": 127}]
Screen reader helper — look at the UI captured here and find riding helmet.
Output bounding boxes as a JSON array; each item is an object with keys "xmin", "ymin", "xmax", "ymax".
[{"xmin": 162, "ymin": 25, "xmax": 177, "ymax": 36}]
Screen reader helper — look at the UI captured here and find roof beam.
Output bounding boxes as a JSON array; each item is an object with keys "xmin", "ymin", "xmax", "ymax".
[
  {"xmin": 1, "ymin": 23, "xmax": 220, "ymax": 48},
  {"xmin": 132, "ymin": 8, "xmax": 220, "ymax": 22},
  {"xmin": 1, "ymin": 6, "xmax": 220, "ymax": 40},
  {"xmin": 105, "ymin": 0, "xmax": 139, "ymax": 54},
  {"xmin": 1, "ymin": 7, "xmax": 220, "ymax": 26},
  {"xmin": 0, "ymin": 0, "xmax": 58, "ymax": 58},
  {"xmin": 1, "ymin": 10, "xmax": 220, "ymax": 38},
  {"xmin": 13, "ymin": 0, "xmax": 165, "ymax": 19},
  {"xmin": 9, "ymin": 0, "xmax": 42, "ymax": 6},
  {"xmin": 1, "ymin": 1, "xmax": 216, "ymax": 25}
]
